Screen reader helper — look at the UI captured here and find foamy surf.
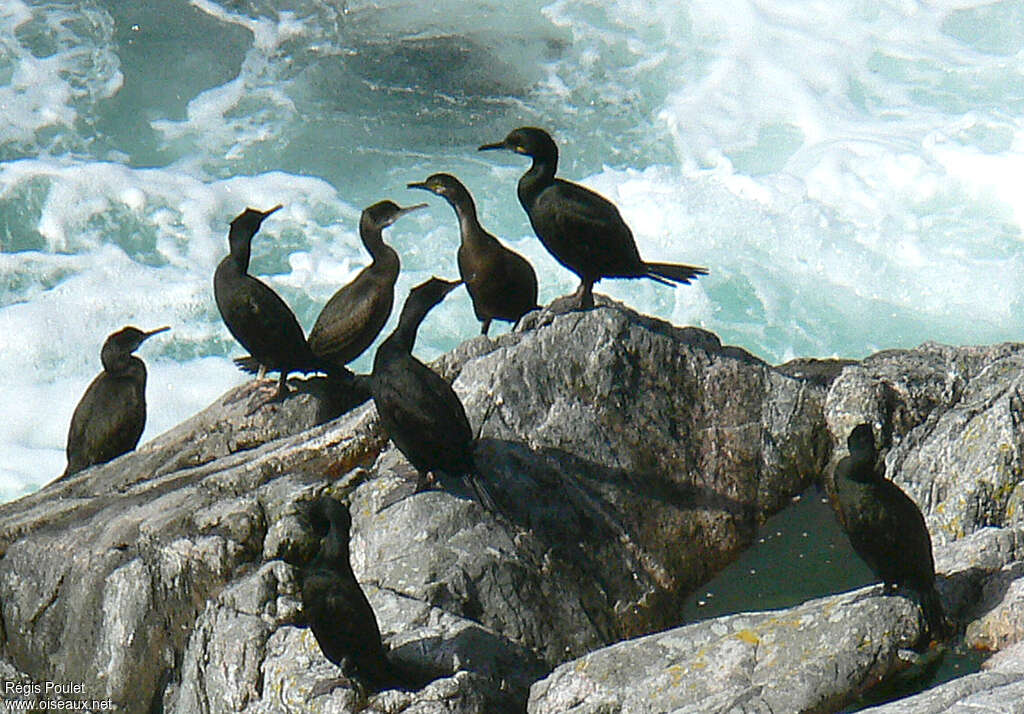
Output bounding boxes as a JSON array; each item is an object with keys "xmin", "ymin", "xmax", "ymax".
[{"xmin": 2, "ymin": 0, "xmax": 1023, "ymax": 499}]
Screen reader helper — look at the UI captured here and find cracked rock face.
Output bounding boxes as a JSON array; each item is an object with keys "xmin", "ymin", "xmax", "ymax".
[
  {"xmin": 7, "ymin": 302, "xmax": 1024, "ymax": 712},
  {"xmin": 0, "ymin": 302, "xmax": 827, "ymax": 712},
  {"xmin": 527, "ymin": 588, "xmax": 924, "ymax": 714},
  {"xmin": 824, "ymin": 342, "xmax": 1024, "ymax": 544}
]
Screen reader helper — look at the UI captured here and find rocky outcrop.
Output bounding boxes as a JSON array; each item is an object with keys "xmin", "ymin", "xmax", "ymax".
[
  {"xmin": 528, "ymin": 526, "xmax": 1024, "ymax": 713},
  {"xmin": 0, "ymin": 301, "xmax": 828, "ymax": 712},
  {"xmin": 824, "ymin": 342, "xmax": 1024, "ymax": 543},
  {"xmin": 3, "ymin": 303, "xmax": 1024, "ymax": 712}
]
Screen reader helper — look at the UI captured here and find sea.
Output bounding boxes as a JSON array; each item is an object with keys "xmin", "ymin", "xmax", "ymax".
[{"xmin": 2, "ymin": 0, "xmax": 1023, "ymax": 504}]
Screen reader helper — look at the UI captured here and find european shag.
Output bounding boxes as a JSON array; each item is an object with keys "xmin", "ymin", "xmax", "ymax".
[
  {"xmin": 408, "ymin": 173, "xmax": 538, "ymax": 335},
  {"xmin": 479, "ymin": 127, "xmax": 708, "ymax": 309},
  {"xmin": 62, "ymin": 325, "xmax": 169, "ymax": 479},
  {"xmin": 214, "ymin": 205, "xmax": 323, "ymax": 401},
  {"xmin": 833, "ymin": 423, "xmax": 948, "ymax": 641},
  {"xmin": 306, "ymin": 201, "xmax": 425, "ymax": 369},
  {"xmin": 369, "ymin": 277, "xmax": 498, "ymax": 512},
  {"xmin": 301, "ymin": 496, "xmax": 404, "ymax": 692}
]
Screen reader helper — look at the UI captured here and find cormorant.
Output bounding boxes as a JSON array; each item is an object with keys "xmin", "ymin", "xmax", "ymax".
[
  {"xmin": 306, "ymin": 201, "xmax": 425, "ymax": 369},
  {"xmin": 301, "ymin": 496, "xmax": 403, "ymax": 692},
  {"xmin": 62, "ymin": 325, "xmax": 169, "ymax": 479},
  {"xmin": 479, "ymin": 127, "xmax": 708, "ymax": 309},
  {"xmin": 408, "ymin": 173, "xmax": 539, "ymax": 335},
  {"xmin": 214, "ymin": 205, "xmax": 323, "ymax": 401},
  {"xmin": 833, "ymin": 423, "xmax": 948, "ymax": 641},
  {"xmin": 369, "ymin": 277, "xmax": 498, "ymax": 512}
]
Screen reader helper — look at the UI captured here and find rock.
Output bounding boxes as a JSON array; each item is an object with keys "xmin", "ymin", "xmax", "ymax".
[
  {"xmin": 7, "ymin": 302, "xmax": 1024, "ymax": 713},
  {"xmin": 855, "ymin": 641, "xmax": 1024, "ymax": 713},
  {"xmin": 0, "ymin": 301, "xmax": 829, "ymax": 712},
  {"xmin": 528, "ymin": 526, "xmax": 1024, "ymax": 714},
  {"xmin": 824, "ymin": 342, "xmax": 1024, "ymax": 544},
  {"xmin": 527, "ymin": 587, "xmax": 925, "ymax": 714}
]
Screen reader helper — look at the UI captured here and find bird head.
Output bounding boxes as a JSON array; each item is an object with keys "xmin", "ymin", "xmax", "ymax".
[
  {"xmin": 362, "ymin": 200, "xmax": 427, "ymax": 231},
  {"xmin": 479, "ymin": 127, "xmax": 558, "ymax": 160}
]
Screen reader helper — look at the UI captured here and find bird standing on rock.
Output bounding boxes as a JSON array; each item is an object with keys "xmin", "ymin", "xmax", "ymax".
[
  {"xmin": 62, "ymin": 325, "xmax": 169, "ymax": 479},
  {"xmin": 832, "ymin": 423, "xmax": 948, "ymax": 642},
  {"xmin": 369, "ymin": 277, "xmax": 499, "ymax": 513},
  {"xmin": 479, "ymin": 126, "xmax": 707, "ymax": 309},
  {"xmin": 214, "ymin": 205, "xmax": 326, "ymax": 404},
  {"xmin": 306, "ymin": 201, "xmax": 426, "ymax": 369},
  {"xmin": 408, "ymin": 173, "xmax": 538, "ymax": 335},
  {"xmin": 300, "ymin": 496, "xmax": 404, "ymax": 693}
]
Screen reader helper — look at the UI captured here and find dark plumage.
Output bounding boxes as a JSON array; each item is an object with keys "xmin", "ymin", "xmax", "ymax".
[
  {"xmin": 833, "ymin": 423, "xmax": 948, "ymax": 641},
  {"xmin": 479, "ymin": 127, "xmax": 708, "ymax": 309},
  {"xmin": 301, "ymin": 496, "xmax": 401, "ymax": 692},
  {"xmin": 214, "ymin": 205, "xmax": 323, "ymax": 400},
  {"xmin": 306, "ymin": 201, "xmax": 425, "ymax": 369},
  {"xmin": 408, "ymin": 173, "xmax": 538, "ymax": 335},
  {"xmin": 62, "ymin": 325, "xmax": 169, "ymax": 479},
  {"xmin": 369, "ymin": 277, "xmax": 497, "ymax": 511}
]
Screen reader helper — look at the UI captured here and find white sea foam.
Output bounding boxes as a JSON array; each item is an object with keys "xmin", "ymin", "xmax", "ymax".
[{"xmin": 3, "ymin": 0, "xmax": 1024, "ymax": 500}]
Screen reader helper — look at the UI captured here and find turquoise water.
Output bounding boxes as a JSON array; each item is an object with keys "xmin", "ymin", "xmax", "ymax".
[{"xmin": 3, "ymin": 0, "xmax": 1024, "ymax": 497}]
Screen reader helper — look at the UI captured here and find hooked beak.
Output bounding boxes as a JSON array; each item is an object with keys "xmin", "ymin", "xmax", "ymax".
[
  {"xmin": 438, "ymin": 277, "xmax": 463, "ymax": 295},
  {"xmin": 396, "ymin": 202, "xmax": 428, "ymax": 217},
  {"xmin": 477, "ymin": 139, "xmax": 508, "ymax": 152},
  {"xmin": 143, "ymin": 326, "xmax": 171, "ymax": 341},
  {"xmin": 383, "ymin": 202, "xmax": 428, "ymax": 229}
]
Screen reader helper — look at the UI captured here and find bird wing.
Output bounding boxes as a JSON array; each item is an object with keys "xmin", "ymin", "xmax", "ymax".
[
  {"xmin": 532, "ymin": 180, "xmax": 645, "ymax": 276},
  {"xmin": 308, "ymin": 270, "xmax": 393, "ymax": 365},
  {"xmin": 65, "ymin": 374, "xmax": 144, "ymax": 473},
  {"xmin": 373, "ymin": 357, "xmax": 474, "ymax": 474},
  {"xmin": 302, "ymin": 566, "xmax": 384, "ymax": 668},
  {"xmin": 223, "ymin": 276, "xmax": 312, "ymax": 369}
]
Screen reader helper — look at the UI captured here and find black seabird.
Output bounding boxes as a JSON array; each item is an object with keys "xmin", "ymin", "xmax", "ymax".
[
  {"xmin": 833, "ymin": 423, "xmax": 948, "ymax": 641},
  {"xmin": 306, "ymin": 201, "xmax": 425, "ymax": 370},
  {"xmin": 301, "ymin": 496, "xmax": 403, "ymax": 692},
  {"xmin": 214, "ymin": 205, "xmax": 323, "ymax": 401},
  {"xmin": 479, "ymin": 127, "xmax": 708, "ymax": 309},
  {"xmin": 62, "ymin": 325, "xmax": 169, "ymax": 479},
  {"xmin": 369, "ymin": 277, "xmax": 497, "ymax": 512},
  {"xmin": 408, "ymin": 173, "xmax": 538, "ymax": 335}
]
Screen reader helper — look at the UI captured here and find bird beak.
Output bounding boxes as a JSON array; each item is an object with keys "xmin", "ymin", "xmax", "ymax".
[
  {"xmin": 407, "ymin": 181, "xmax": 429, "ymax": 191},
  {"xmin": 141, "ymin": 326, "xmax": 170, "ymax": 343},
  {"xmin": 478, "ymin": 140, "xmax": 507, "ymax": 152},
  {"xmin": 396, "ymin": 203, "xmax": 428, "ymax": 218},
  {"xmin": 440, "ymin": 278, "xmax": 463, "ymax": 294},
  {"xmin": 262, "ymin": 204, "xmax": 284, "ymax": 218}
]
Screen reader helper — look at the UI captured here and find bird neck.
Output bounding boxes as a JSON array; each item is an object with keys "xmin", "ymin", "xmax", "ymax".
[
  {"xmin": 227, "ymin": 229, "xmax": 254, "ymax": 273},
  {"xmin": 101, "ymin": 350, "xmax": 145, "ymax": 378},
  {"xmin": 444, "ymin": 192, "xmax": 489, "ymax": 246},
  {"xmin": 315, "ymin": 532, "xmax": 354, "ymax": 573},
  {"xmin": 517, "ymin": 153, "xmax": 557, "ymax": 209},
  {"xmin": 381, "ymin": 298, "xmax": 434, "ymax": 356},
  {"xmin": 846, "ymin": 452, "xmax": 881, "ymax": 483},
  {"xmin": 359, "ymin": 220, "xmax": 399, "ymax": 266}
]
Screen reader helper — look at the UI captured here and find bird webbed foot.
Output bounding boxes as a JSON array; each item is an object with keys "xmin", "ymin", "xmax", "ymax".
[{"xmin": 244, "ymin": 377, "xmax": 290, "ymax": 416}]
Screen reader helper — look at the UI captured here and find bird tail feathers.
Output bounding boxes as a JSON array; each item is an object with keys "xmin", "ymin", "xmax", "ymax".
[
  {"xmin": 232, "ymin": 354, "xmax": 356, "ymax": 384},
  {"xmin": 645, "ymin": 261, "xmax": 709, "ymax": 285},
  {"xmin": 920, "ymin": 586, "xmax": 950, "ymax": 642}
]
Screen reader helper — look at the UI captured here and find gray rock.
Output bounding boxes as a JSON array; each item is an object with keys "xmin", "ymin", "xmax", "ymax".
[
  {"xmin": 527, "ymin": 587, "xmax": 925, "ymax": 714},
  {"xmin": 824, "ymin": 342, "xmax": 1024, "ymax": 544},
  {"xmin": 856, "ymin": 642, "xmax": 1024, "ymax": 713},
  {"xmin": 0, "ymin": 302, "xmax": 828, "ymax": 712},
  {"xmin": 9, "ymin": 301, "xmax": 1024, "ymax": 713}
]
